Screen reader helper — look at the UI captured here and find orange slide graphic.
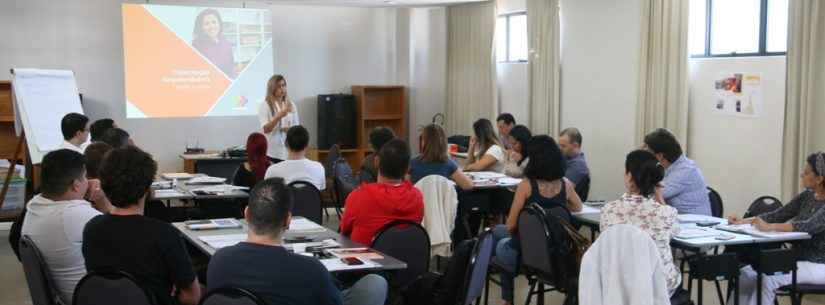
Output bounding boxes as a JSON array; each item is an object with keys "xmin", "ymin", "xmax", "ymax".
[{"xmin": 123, "ymin": 5, "xmax": 231, "ymax": 117}]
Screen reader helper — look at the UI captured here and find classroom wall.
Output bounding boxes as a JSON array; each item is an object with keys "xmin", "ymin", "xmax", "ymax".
[
  {"xmin": 0, "ymin": 1, "xmax": 447, "ymax": 173},
  {"xmin": 404, "ymin": 7, "xmax": 448, "ymax": 151},
  {"xmin": 559, "ymin": 0, "xmax": 643, "ymax": 200},
  {"xmin": 687, "ymin": 57, "xmax": 787, "ymax": 216}
]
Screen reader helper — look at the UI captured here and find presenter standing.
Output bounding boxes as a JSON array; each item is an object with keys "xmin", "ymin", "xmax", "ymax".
[{"xmin": 258, "ymin": 75, "xmax": 299, "ymax": 163}]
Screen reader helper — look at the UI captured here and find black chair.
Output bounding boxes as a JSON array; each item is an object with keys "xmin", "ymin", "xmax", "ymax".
[
  {"xmin": 460, "ymin": 230, "xmax": 495, "ymax": 305},
  {"xmin": 371, "ymin": 220, "xmax": 431, "ymax": 289},
  {"xmin": 19, "ymin": 235, "xmax": 62, "ymax": 305},
  {"xmin": 777, "ymin": 284, "xmax": 825, "ymax": 305},
  {"xmin": 745, "ymin": 196, "xmax": 783, "ymax": 218},
  {"xmin": 199, "ymin": 287, "xmax": 266, "ymax": 305},
  {"xmin": 73, "ymin": 271, "xmax": 155, "ymax": 305},
  {"xmin": 517, "ymin": 203, "xmax": 576, "ymax": 305},
  {"xmin": 333, "ymin": 159, "xmax": 357, "ymax": 213},
  {"xmin": 708, "ymin": 187, "xmax": 724, "ymax": 218},
  {"xmin": 575, "ymin": 176, "xmax": 591, "ymax": 202},
  {"xmin": 287, "ymin": 181, "xmax": 323, "ymax": 225},
  {"xmin": 323, "ymin": 144, "xmax": 341, "ymax": 179}
]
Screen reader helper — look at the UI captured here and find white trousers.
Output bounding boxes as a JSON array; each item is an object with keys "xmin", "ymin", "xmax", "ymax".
[{"xmin": 736, "ymin": 261, "xmax": 825, "ymax": 305}]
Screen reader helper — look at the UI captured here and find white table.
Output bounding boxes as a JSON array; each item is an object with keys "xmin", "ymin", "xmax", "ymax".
[{"xmin": 173, "ymin": 218, "xmax": 407, "ymax": 273}]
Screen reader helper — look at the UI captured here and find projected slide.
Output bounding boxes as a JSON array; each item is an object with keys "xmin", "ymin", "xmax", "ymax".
[{"xmin": 122, "ymin": 4, "xmax": 273, "ymax": 118}]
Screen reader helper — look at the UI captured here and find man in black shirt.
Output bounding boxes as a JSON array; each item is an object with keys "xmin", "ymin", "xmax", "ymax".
[
  {"xmin": 207, "ymin": 177, "xmax": 388, "ymax": 305},
  {"xmin": 82, "ymin": 146, "xmax": 201, "ymax": 305}
]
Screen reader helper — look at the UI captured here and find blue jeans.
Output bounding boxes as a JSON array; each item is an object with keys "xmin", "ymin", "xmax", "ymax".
[
  {"xmin": 493, "ymin": 225, "xmax": 519, "ymax": 303},
  {"xmin": 342, "ymin": 274, "xmax": 388, "ymax": 305}
]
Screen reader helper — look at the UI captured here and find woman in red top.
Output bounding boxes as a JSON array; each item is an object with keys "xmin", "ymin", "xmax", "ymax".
[
  {"xmin": 340, "ymin": 139, "xmax": 424, "ymax": 245},
  {"xmin": 232, "ymin": 133, "xmax": 271, "ymax": 189}
]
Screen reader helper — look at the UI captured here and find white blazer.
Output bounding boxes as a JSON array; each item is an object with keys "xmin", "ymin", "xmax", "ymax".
[
  {"xmin": 579, "ymin": 224, "xmax": 671, "ymax": 305},
  {"xmin": 414, "ymin": 175, "xmax": 458, "ymax": 257}
]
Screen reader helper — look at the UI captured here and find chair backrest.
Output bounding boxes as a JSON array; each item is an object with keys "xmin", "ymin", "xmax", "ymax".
[
  {"xmin": 199, "ymin": 287, "xmax": 266, "ymax": 305},
  {"xmin": 73, "ymin": 271, "xmax": 155, "ymax": 305},
  {"xmin": 575, "ymin": 175, "xmax": 591, "ymax": 202},
  {"xmin": 333, "ymin": 159, "xmax": 357, "ymax": 204},
  {"xmin": 745, "ymin": 196, "xmax": 783, "ymax": 218},
  {"xmin": 516, "ymin": 204, "xmax": 555, "ymax": 279},
  {"xmin": 517, "ymin": 203, "xmax": 574, "ymax": 289},
  {"xmin": 19, "ymin": 235, "xmax": 61, "ymax": 305},
  {"xmin": 287, "ymin": 181, "xmax": 323, "ymax": 225},
  {"xmin": 371, "ymin": 220, "xmax": 431, "ymax": 288},
  {"xmin": 323, "ymin": 144, "xmax": 341, "ymax": 178},
  {"xmin": 707, "ymin": 187, "xmax": 724, "ymax": 218},
  {"xmin": 460, "ymin": 230, "xmax": 495, "ymax": 305}
]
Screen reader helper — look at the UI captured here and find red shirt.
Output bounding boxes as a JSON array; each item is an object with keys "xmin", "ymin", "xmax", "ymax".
[{"xmin": 340, "ymin": 181, "xmax": 424, "ymax": 245}]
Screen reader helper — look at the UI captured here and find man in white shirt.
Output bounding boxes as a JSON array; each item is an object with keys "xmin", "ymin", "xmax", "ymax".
[
  {"xmin": 59, "ymin": 113, "xmax": 90, "ymax": 153},
  {"xmin": 21, "ymin": 149, "xmax": 102, "ymax": 305},
  {"xmin": 264, "ymin": 125, "xmax": 325, "ymax": 190}
]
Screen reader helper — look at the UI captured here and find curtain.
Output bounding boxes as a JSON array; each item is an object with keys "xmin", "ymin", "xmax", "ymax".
[
  {"xmin": 446, "ymin": 1, "xmax": 497, "ymax": 135},
  {"xmin": 781, "ymin": 0, "xmax": 825, "ymax": 200},
  {"xmin": 526, "ymin": 0, "xmax": 561, "ymax": 136},
  {"xmin": 635, "ymin": 0, "xmax": 690, "ymax": 147}
]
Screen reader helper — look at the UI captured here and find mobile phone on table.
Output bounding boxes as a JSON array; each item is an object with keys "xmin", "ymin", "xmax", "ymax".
[{"xmin": 341, "ymin": 257, "xmax": 364, "ymax": 266}]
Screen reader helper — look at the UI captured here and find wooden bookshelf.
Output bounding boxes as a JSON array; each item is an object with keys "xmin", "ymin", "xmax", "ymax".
[
  {"xmin": 0, "ymin": 81, "xmax": 25, "ymax": 221},
  {"xmin": 353, "ymin": 85, "xmax": 407, "ymax": 149}
]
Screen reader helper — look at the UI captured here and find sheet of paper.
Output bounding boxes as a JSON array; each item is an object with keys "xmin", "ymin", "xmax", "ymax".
[
  {"xmin": 717, "ymin": 224, "xmax": 809, "ymax": 239},
  {"xmin": 674, "ymin": 227, "xmax": 720, "ymax": 239},
  {"xmin": 154, "ymin": 189, "xmax": 189, "ymax": 199},
  {"xmin": 466, "ymin": 171, "xmax": 507, "ymax": 180},
  {"xmin": 198, "ymin": 233, "xmax": 246, "ymax": 249},
  {"xmin": 320, "ymin": 258, "xmax": 379, "ymax": 272},
  {"xmin": 497, "ymin": 177, "xmax": 522, "ymax": 186},
  {"xmin": 678, "ymin": 214, "xmax": 726, "ymax": 224},
  {"xmin": 572, "ymin": 205, "xmax": 601, "ymax": 215},
  {"xmin": 288, "ymin": 218, "xmax": 327, "ymax": 233}
]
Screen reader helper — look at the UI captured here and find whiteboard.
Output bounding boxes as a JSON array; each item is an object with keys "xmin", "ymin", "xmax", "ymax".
[{"xmin": 11, "ymin": 69, "xmax": 84, "ymax": 164}]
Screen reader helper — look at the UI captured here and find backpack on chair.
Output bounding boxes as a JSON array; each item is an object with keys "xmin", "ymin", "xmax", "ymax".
[{"xmin": 403, "ymin": 238, "xmax": 477, "ymax": 305}]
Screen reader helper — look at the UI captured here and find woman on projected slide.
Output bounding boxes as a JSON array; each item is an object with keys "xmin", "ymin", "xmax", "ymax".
[
  {"xmin": 258, "ymin": 75, "xmax": 299, "ymax": 162},
  {"xmin": 192, "ymin": 8, "xmax": 236, "ymax": 79}
]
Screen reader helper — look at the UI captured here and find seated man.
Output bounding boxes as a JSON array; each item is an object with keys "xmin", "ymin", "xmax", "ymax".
[
  {"xmin": 82, "ymin": 146, "xmax": 201, "ymax": 305},
  {"xmin": 207, "ymin": 178, "xmax": 388, "ymax": 305},
  {"xmin": 643, "ymin": 128, "xmax": 711, "ymax": 215},
  {"xmin": 341, "ymin": 139, "xmax": 424, "ymax": 245},
  {"xmin": 359, "ymin": 126, "xmax": 395, "ymax": 184},
  {"xmin": 100, "ymin": 127, "xmax": 132, "ymax": 148},
  {"xmin": 264, "ymin": 125, "xmax": 325, "ymax": 190},
  {"xmin": 21, "ymin": 149, "xmax": 102, "ymax": 305},
  {"xmin": 89, "ymin": 118, "xmax": 116, "ymax": 143},
  {"xmin": 60, "ymin": 112, "xmax": 90, "ymax": 153},
  {"xmin": 558, "ymin": 127, "xmax": 590, "ymax": 187}
]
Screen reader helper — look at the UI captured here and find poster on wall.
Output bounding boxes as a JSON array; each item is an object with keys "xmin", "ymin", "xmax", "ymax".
[{"xmin": 712, "ymin": 72, "xmax": 763, "ymax": 118}]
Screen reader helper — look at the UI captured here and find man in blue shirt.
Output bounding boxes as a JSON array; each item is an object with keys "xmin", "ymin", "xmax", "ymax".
[
  {"xmin": 207, "ymin": 178, "xmax": 388, "ymax": 305},
  {"xmin": 558, "ymin": 127, "xmax": 591, "ymax": 187},
  {"xmin": 643, "ymin": 128, "xmax": 712, "ymax": 215}
]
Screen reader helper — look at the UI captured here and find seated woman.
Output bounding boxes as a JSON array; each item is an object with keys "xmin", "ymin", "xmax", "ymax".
[
  {"xmin": 409, "ymin": 124, "xmax": 473, "ymax": 190},
  {"xmin": 601, "ymin": 150, "xmax": 680, "ymax": 295},
  {"xmin": 728, "ymin": 152, "xmax": 825, "ymax": 305},
  {"xmin": 464, "ymin": 119, "xmax": 506, "ymax": 173},
  {"xmin": 502, "ymin": 125, "xmax": 532, "ymax": 178},
  {"xmin": 491, "ymin": 135, "xmax": 583, "ymax": 305},
  {"xmin": 232, "ymin": 133, "xmax": 271, "ymax": 189}
]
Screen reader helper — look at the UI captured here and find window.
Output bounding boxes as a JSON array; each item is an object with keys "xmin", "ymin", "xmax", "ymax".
[
  {"xmin": 497, "ymin": 12, "xmax": 528, "ymax": 62},
  {"xmin": 689, "ymin": 0, "xmax": 788, "ymax": 57}
]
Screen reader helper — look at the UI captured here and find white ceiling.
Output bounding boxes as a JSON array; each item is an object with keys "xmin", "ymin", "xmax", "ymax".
[{"xmin": 239, "ymin": 0, "xmax": 485, "ymax": 7}]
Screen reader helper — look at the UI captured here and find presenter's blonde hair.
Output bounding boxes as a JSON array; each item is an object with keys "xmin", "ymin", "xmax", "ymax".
[{"xmin": 265, "ymin": 75, "xmax": 288, "ymax": 116}]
